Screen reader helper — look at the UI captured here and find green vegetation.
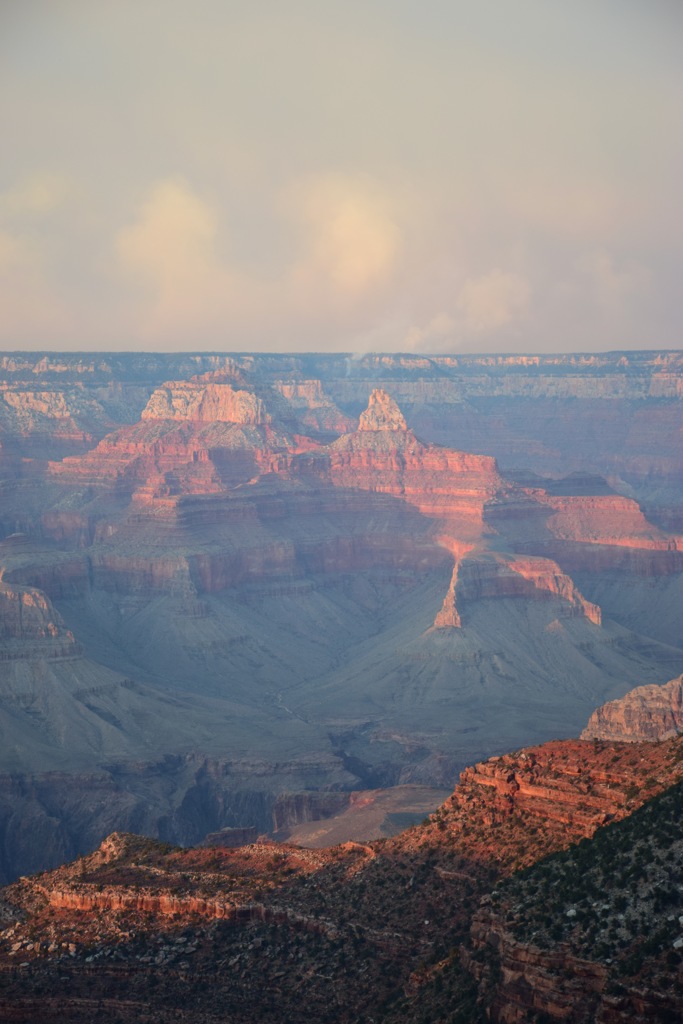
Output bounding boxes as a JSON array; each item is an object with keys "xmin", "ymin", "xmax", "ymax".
[{"xmin": 495, "ymin": 781, "xmax": 683, "ymax": 969}]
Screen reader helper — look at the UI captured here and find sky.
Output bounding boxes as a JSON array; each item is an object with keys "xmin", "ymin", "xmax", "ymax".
[{"xmin": 0, "ymin": 0, "xmax": 681, "ymax": 354}]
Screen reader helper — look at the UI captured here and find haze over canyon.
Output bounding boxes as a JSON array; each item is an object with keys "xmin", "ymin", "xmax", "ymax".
[{"xmin": 0, "ymin": 349, "xmax": 681, "ymax": 885}]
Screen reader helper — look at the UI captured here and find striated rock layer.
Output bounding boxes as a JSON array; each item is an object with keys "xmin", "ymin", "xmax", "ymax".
[
  {"xmin": 581, "ymin": 673, "xmax": 683, "ymax": 742},
  {"xmin": 141, "ymin": 381, "xmax": 270, "ymax": 425},
  {"xmin": 2, "ymin": 349, "xmax": 683, "ymax": 505}
]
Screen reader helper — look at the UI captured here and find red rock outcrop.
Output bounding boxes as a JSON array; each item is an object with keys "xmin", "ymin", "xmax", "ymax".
[
  {"xmin": 141, "ymin": 381, "xmax": 270, "ymax": 425},
  {"xmin": 44, "ymin": 883, "xmax": 337, "ymax": 932},
  {"xmin": 539, "ymin": 493, "xmax": 675, "ymax": 548},
  {"xmin": 2, "ymin": 349, "xmax": 683, "ymax": 495},
  {"xmin": 289, "ymin": 390, "xmax": 505, "ymax": 541},
  {"xmin": 50, "ymin": 416, "xmax": 292, "ymax": 499},
  {"xmin": 487, "ymin": 486, "xmax": 683, "ymax": 576},
  {"xmin": 42, "ymin": 382, "xmax": 681, "ymax": 611},
  {"xmin": 581, "ymin": 673, "xmax": 683, "ymax": 742},
  {"xmin": 3, "ymin": 830, "xmax": 344, "ymax": 938},
  {"xmin": 46, "ymin": 375, "xmax": 313, "ymax": 502},
  {"xmin": 462, "ymin": 761, "xmax": 683, "ymax": 1024},
  {"xmin": 432, "ymin": 564, "xmax": 462, "ymax": 628},
  {"xmin": 452, "ymin": 553, "xmax": 601, "ymax": 625},
  {"xmin": 0, "ymin": 386, "xmax": 112, "ymax": 443},
  {"xmin": 409, "ymin": 735, "xmax": 683, "ymax": 873},
  {"xmin": 357, "ymin": 388, "xmax": 408, "ymax": 431}
]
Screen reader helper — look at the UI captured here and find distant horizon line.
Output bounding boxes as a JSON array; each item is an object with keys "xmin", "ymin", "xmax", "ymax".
[{"xmin": 1, "ymin": 347, "xmax": 682, "ymax": 358}]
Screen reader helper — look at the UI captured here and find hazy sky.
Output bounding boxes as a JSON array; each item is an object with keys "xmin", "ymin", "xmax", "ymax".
[{"xmin": 1, "ymin": 0, "xmax": 681, "ymax": 353}]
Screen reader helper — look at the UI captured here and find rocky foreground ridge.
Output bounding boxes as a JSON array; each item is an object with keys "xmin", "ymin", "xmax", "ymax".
[{"xmin": 2, "ymin": 702, "xmax": 683, "ymax": 1023}]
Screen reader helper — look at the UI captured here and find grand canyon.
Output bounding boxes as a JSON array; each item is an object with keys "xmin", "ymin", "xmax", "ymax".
[{"xmin": 1, "ymin": 349, "xmax": 682, "ymax": 1021}]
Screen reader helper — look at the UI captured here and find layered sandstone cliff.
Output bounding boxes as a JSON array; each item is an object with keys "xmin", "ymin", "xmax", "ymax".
[
  {"xmin": 1, "ymin": 349, "xmax": 682, "ymax": 496},
  {"xmin": 450, "ymin": 553, "xmax": 601, "ymax": 626},
  {"xmin": 581, "ymin": 673, "xmax": 683, "ymax": 742},
  {"xmin": 5, "ymin": 387, "xmax": 677, "ymax": 789},
  {"xmin": 412, "ymin": 734, "xmax": 683, "ymax": 872},
  {"xmin": 141, "ymin": 381, "xmax": 270, "ymax": 425}
]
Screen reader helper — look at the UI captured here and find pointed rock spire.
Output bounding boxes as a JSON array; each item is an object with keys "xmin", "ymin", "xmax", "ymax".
[
  {"xmin": 433, "ymin": 563, "xmax": 462, "ymax": 629},
  {"xmin": 358, "ymin": 389, "xmax": 408, "ymax": 431}
]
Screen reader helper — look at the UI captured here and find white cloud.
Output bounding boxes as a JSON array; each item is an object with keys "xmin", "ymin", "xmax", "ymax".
[
  {"xmin": 112, "ymin": 173, "xmax": 407, "ymax": 344},
  {"xmin": 292, "ymin": 174, "xmax": 402, "ymax": 293},
  {"xmin": 114, "ymin": 178, "xmax": 239, "ymax": 340},
  {"xmin": 116, "ymin": 178, "xmax": 220, "ymax": 293}
]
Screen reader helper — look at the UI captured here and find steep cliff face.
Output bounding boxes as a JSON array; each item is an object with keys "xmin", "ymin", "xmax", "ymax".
[
  {"xmin": 539, "ymin": 492, "xmax": 674, "ymax": 547},
  {"xmin": 467, "ymin": 909, "xmax": 609, "ymax": 1023},
  {"xmin": 1, "ymin": 349, "xmax": 682, "ymax": 500},
  {"xmin": 581, "ymin": 673, "xmax": 683, "ymax": 742},
  {"xmin": 50, "ymin": 416, "xmax": 292, "ymax": 495},
  {"xmin": 451, "ymin": 553, "xmax": 601, "ymax": 626},
  {"xmin": 487, "ymin": 482, "xmax": 683, "ymax": 578},
  {"xmin": 46, "ymin": 374, "xmax": 319, "ymax": 504},
  {"xmin": 286, "ymin": 388, "xmax": 506, "ymax": 542},
  {"xmin": 39, "ymin": 385, "xmax": 616, "ymax": 630},
  {"xmin": 37, "ymin": 383, "xmax": 682, "ymax": 596},
  {"xmin": 0, "ymin": 386, "xmax": 114, "ymax": 441},
  {"xmin": 0, "ymin": 379, "xmax": 151, "ymax": 467}
]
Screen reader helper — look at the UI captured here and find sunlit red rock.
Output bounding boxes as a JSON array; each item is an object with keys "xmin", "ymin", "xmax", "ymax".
[{"xmin": 581, "ymin": 673, "xmax": 683, "ymax": 742}]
